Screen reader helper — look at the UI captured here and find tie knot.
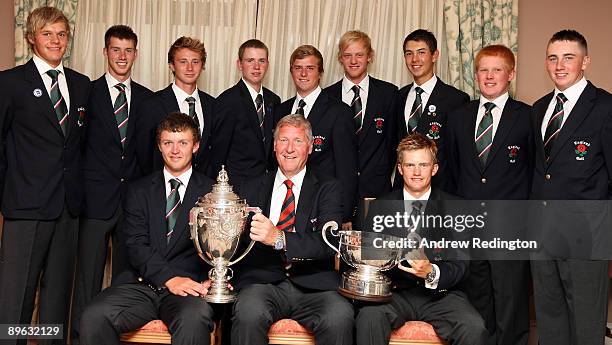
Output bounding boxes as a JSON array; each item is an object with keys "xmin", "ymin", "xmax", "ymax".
[
  {"xmin": 352, "ymin": 85, "xmax": 360, "ymax": 96},
  {"xmin": 284, "ymin": 179, "xmax": 294, "ymax": 189},
  {"xmin": 556, "ymin": 93, "xmax": 567, "ymax": 104},
  {"xmin": 46, "ymin": 69, "xmax": 60, "ymax": 80},
  {"xmin": 185, "ymin": 96, "xmax": 196, "ymax": 105},
  {"xmin": 298, "ymin": 99, "xmax": 306, "ymax": 108},
  {"xmin": 412, "ymin": 200, "xmax": 423, "ymax": 212},
  {"xmin": 169, "ymin": 178, "xmax": 181, "ymax": 190},
  {"xmin": 414, "ymin": 86, "xmax": 424, "ymax": 95},
  {"xmin": 115, "ymin": 83, "xmax": 126, "ymax": 92},
  {"xmin": 484, "ymin": 102, "xmax": 496, "ymax": 113},
  {"xmin": 255, "ymin": 94, "xmax": 263, "ymax": 105}
]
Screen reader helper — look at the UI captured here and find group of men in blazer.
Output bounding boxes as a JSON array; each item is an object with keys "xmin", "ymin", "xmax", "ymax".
[{"xmin": 0, "ymin": 4, "xmax": 611, "ymax": 345}]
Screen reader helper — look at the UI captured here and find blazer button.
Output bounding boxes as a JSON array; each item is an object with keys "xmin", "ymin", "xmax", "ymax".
[
  {"xmin": 121, "ymin": 178, "xmax": 125, "ymax": 182},
  {"xmin": 481, "ymin": 178, "xmax": 487, "ymax": 184},
  {"xmin": 121, "ymin": 155, "xmax": 125, "ymax": 160},
  {"xmin": 545, "ymin": 174, "xmax": 551, "ymax": 180}
]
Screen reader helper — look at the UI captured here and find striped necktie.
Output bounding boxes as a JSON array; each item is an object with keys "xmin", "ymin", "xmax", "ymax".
[
  {"xmin": 255, "ymin": 94, "xmax": 264, "ymax": 136},
  {"xmin": 277, "ymin": 180, "xmax": 296, "ymax": 233},
  {"xmin": 185, "ymin": 96, "xmax": 201, "ymax": 131},
  {"xmin": 407, "ymin": 86, "xmax": 424, "ymax": 132},
  {"xmin": 46, "ymin": 69, "xmax": 69, "ymax": 135},
  {"xmin": 543, "ymin": 93, "xmax": 567, "ymax": 161},
  {"xmin": 114, "ymin": 83, "xmax": 128, "ymax": 148},
  {"xmin": 351, "ymin": 85, "xmax": 363, "ymax": 133},
  {"xmin": 475, "ymin": 102, "xmax": 495, "ymax": 166},
  {"xmin": 165, "ymin": 178, "xmax": 182, "ymax": 243},
  {"xmin": 296, "ymin": 99, "xmax": 306, "ymax": 116}
]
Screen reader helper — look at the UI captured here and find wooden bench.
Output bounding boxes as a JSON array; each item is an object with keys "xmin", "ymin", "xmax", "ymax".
[{"xmin": 120, "ymin": 319, "xmax": 219, "ymax": 344}]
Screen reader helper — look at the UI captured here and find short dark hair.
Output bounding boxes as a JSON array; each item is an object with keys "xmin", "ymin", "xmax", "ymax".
[
  {"xmin": 290, "ymin": 45, "xmax": 324, "ymax": 73},
  {"xmin": 167, "ymin": 36, "xmax": 207, "ymax": 64},
  {"xmin": 238, "ymin": 39, "xmax": 269, "ymax": 60},
  {"xmin": 403, "ymin": 29, "xmax": 437, "ymax": 54},
  {"xmin": 397, "ymin": 132, "xmax": 438, "ymax": 164},
  {"xmin": 156, "ymin": 112, "xmax": 201, "ymax": 144},
  {"xmin": 104, "ymin": 25, "xmax": 138, "ymax": 48},
  {"xmin": 549, "ymin": 29, "xmax": 588, "ymax": 54}
]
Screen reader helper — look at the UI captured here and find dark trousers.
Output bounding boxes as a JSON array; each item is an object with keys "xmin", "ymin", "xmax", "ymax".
[
  {"xmin": 231, "ymin": 280, "xmax": 354, "ymax": 345},
  {"xmin": 80, "ymin": 283, "xmax": 215, "ymax": 345},
  {"xmin": 531, "ymin": 259, "xmax": 609, "ymax": 345},
  {"xmin": 460, "ymin": 260, "xmax": 530, "ymax": 345},
  {"xmin": 0, "ymin": 207, "xmax": 79, "ymax": 345},
  {"xmin": 355, "ymin": 288, "xmax": 487, "ymax": 345},
  {"xmin": 71, "ymin": 209, "xmax": 128, "ymax": 344}
]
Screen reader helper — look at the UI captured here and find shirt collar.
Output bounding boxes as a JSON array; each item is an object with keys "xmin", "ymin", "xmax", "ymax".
[
  {"xmin": 479, "ymin": 92, "xmax": 509, "ymax": 111},
  {"xmin": 413, "ymin": 74, "xmax": 438, "ymax": 95},
  {"xmin": 172, "ymin": 82, "xmax": 199, "ymax": 102},
  {"xmin": 242, "ymin": 78, "xmax": 263, "ymax": 102},
  {"xmin": 296, "ymin": 86, "xmax": 322, "ymax": 106},
  {"xmin": 342, "ymin": 74, "xmax": 369, "ymax": 95},
  {"xmin": 403, "ymin": 187, "xmax": 432, "ymax": 201},
  {"xmin": 274, "ymin": 167, "xmax": 307, "ymax": 192},
  {"xmin": 105, "ymin": 72, "xmax": 132, "ymax": 91},
  {"xmin": 33, "ymin": 53, "xmax": 65, "ymax": 77},
  {"xmin": 163, "ymin": 166, "xmax": 193, "ymax": 188},
  {"xmin": 554, "ymin": 77, "xmax": 588, "ymax": 105}
]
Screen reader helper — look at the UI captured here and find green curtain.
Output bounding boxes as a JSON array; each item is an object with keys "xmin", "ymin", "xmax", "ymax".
[
  {"xmin": 444, "ymin": 0, "xmax": 518, "ymax": 98},
  {"xmin": 14, "ymin": 0, "xmax": 79, "ymax": 66}
]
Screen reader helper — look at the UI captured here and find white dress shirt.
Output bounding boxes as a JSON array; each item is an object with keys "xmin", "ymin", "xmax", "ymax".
[
  {"xmin": 172, "ymin": 83, "xmax": 204, "ymax": 134},
  {"xmin": 341, "ymin": 74, "xmax": 370, "ymax": 113},
  {"xmin": 105, "ymin": 73, "xmax": 132, "ymax": 113},
  {"xmin": 291, "ymin": 86, "xmax": 322, "ymax": 118},
  {"xmin": 540, "ymin": 77, "xmax": 588, "ymax": 140},
  {"xmin": 403, "ymin": 75, "xmax": 438, "ymax": 130},
  {"xmin": 269, "ymin": 168, "xmax": 307, "ymax": 226},
  {"xmin": 242, "ymin": 78, "xmax": 265, "ymax": 114},
  {"xmin": 33, "ymin": 54, "xmax": 70, "ymax": 111},
  {"xmin": 163, "ymin": 167, "xmax": 193, "ymax": 201},
  {"xmin": 474, "ymin": 92, "xmax": 510, "ymax": 140}
]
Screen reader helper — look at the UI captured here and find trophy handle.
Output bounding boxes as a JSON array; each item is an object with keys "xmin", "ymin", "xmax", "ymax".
[
  {"xmin": 190, "ymin": 206, "xmax": 215, "ymax": 267},
  {"xmin": 228, "ymin": 240, "xmax": 255, "ymax": 266},
  {"xmin": 396, "ymin": 257, "xmax": 410, "ymax": 272},
  {"xmin": 321, "ymin": 220, "xmax": 340, "ymax": 254}
]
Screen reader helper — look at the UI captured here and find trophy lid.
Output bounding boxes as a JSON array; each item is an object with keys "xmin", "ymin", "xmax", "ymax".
[{"xmin": 198, "ymin": 166, "xmax": 242, "ymax": 206}]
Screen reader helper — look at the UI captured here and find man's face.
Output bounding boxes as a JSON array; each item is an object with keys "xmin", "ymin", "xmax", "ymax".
[
  {"xmin": 546, "ymin": 40, "xmax": 590, "ymax": 91},
  {"xmin": 339, "ymin": 41, "xmax": 371, "ymax": 84},
  {"xmin": 104, "ymin": 37, "xmax": 138, "ymax": 82},
  {"xmin": 291, "ymin": 56, "xmax": 321, "ymax": 97},
  {"xmin": 397, "ymin": 148, "xmax": 438, "ymax": 196},
  {"xmin": 169, "ymin": 48, "xmax": 204, "ymax": 90},
  {"xmin": 158, "ymin": 129, "xmax": 200, "ymax": 176},
  {"xmin": 29, "ymin": 21, "xmax": 69, "ymax": 67},
  {"xmin": 403, "ymin": 40, "xmax": 438, "ymax": 84},
  {"xmin": 238, "ymin": 47, "xmax": 269, "ymax": 89},
  {"xmin": 274, "ymin": 125, "xmax": 313, "ymax": 178},
  {"xmin": 476, "ymin": 55, "xmax": 515, "ymax": 100}
]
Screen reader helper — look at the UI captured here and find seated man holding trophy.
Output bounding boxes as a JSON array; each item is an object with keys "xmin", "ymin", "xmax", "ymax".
[
  {"xmin": 231, "ymin": 114, "xmax": 354, "ymax": 345},
  {"xmin": 355, "ymin": 133, "xmax": 487, "ymax": 345},
  {"xmin": 79, "ymin": 113, "xmax": 217, "ymax": 345}
]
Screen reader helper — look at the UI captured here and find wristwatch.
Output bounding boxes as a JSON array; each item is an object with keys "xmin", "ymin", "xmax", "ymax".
[
  {"xmin": 273, "ymin": 229, "xmax": 285, "ymax": 250},
  {"xmin": 425, "ymin": 265, "xmax": 437, "ymax": 285}
]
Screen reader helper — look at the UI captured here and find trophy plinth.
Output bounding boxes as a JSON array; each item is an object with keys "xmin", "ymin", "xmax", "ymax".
[
  {"xmin": 190, "ymin": 166, "xmax": 255, "ymax": 303},
  {"xmin": 338, "ymin": 265, "xmax": 392, "ymax": 302}
]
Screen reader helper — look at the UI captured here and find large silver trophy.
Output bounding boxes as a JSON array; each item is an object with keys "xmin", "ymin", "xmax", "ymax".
[
  {"xmin": 322, "ymin": 222, "xmax": 412, "ymax": 302},
  {"xmin": 190, "ymin": 166, "xmax": 255, "ymax": 303}
]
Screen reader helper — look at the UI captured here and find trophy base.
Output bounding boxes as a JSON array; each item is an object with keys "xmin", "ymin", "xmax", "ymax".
[
  {"xmin": 338, "ymin": 269, "xmax": 392, "ymax": 302},
  {"xmin": 204, "ymin": 289, "xmax": 236, "ymax": 304}
]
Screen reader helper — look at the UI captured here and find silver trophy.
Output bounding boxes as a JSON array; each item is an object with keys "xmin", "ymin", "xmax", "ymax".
[
  {"xmin": 190, "ymin": 166, "xmax": 256, "ymax": 303},
  {"xmin": 322, "ymin": 222, "xmax": 413, "ymax": 302}
]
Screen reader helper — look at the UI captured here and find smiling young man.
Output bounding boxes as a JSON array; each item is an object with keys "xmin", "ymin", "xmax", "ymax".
[
  {"xmin": 445, "ymin": 45, "xmax": 533, "ymax": 345},
  {"xmin": 135, "ymin": 36, "xmax": 214, "ymax": 176},
  {"xmin": 324, "ymin": 31, "xmax": 398, "ymax": 220},
  {"xmin": 530, "ymin": 30, "xmax": 612, "ymax": 345},
  {"xmin": 80, "ymin": 112, "xmax": 216, "ymax": 345},
  {"xmin": 396, "ymin": 29, "xmax": 469, "ymax": 192},
  {"xmin": 71, "ymin": 25, "xmax": 153, "ymax": 344},
  {"xmin": 210, "ymin": 39, "xmax": 281, "ymax": 188},
  {"xmin": 276, "ymin": 45, "xmax": 358, "ymax": 226},
  {"xmin": 0, "ymin": 7, "xmax": 90, "ymax": 342},
  {"xmin": 232, "ymin": 114, "xmax": 353, "ymax": 345}
]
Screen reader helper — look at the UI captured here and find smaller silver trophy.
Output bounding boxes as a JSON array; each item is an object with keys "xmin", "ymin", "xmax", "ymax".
[
  {"xmin": 322, "ymin": 222, "xmax": 410, "ymax": 302},
  {"xmin": 190, "ymin": 166, "xmax": 256, "ymax": 303}
]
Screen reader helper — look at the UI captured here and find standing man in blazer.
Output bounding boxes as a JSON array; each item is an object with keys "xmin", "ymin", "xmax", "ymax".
[
  {"xmin": 0, "ymin": 6, "xmax": 90, "ymax": 343},
  {"xmin": 277, "ymin": 45, "xmax": 358, "ymax": 226},
  {"xmin": 530, "ymin": 30, "xmax": 612, "ymax": 345},
  {"xmin": 210, "ymin": 39, "xmax": 281, "ymax": 187},
  {"xmin": 446, "ymin": 45, "xmax": 532, "ymax": 345},
  {"xmin": 135, "ymin": 36, "xmax": 214, "ymax": 176},
  {"xmin": 71, "ymin": 25, "xmax": 153, "ymax": 345},
  {"xmin": 80, "ymin": 113, "xmax": 217, "ymax": 345},
  {"xmin": 324, "ymin": 31, "xmax": 398, "ymax": 225},
  {"xmin": 356, "ymin": 133, "xmax": 487, "ymax": 345},
  {"xmin": 231, "ymin": 114, "xmax": 354, "ymax": 345},
  {"xmin": 396, "ymin": 29, "xmax": 469, "ymax": 191}
]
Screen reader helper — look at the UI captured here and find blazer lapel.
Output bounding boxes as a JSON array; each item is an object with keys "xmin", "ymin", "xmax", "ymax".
[
  {"xmin": 93, "ymin": 77, "xmax": 123, "ymax": 147},
  {"xmin": 262, "ymin": 88, "xmax": 277, "ymax": 160},
  {"xmin": 150, "ymin": 172, "xmax": 169, "ymax": 252},
  {"xmin": 24, "ymin": 60, "xmax": 64, "ymax": 136},
  {"xmin": 359, "ymin": 80, "xmax": 379, "ymax": 144},
  {"xmin": 294, "ymin": 171, "xmax": 317, "ymax": 233},
  {"xmin": 261, "ymin": 173, "xmax": 276, "ymax": 217},
  {"xmin": 463, "ymin": 102, "xmax": 483, "ymax": 170},
  {"xmin": 484, "ymin": 99, "xmax": 520, "ymax": 170},
  {"xmin": 307, "ymin": 92, "xmax": 328, "ymax": 129},
  {"xmin": 547, "ymin": 83, "xmax": 597, "ymax": 164},
  {"xmin": 160, "ymin": 85, "xmax": 180, "ymax": 114},
  {"xmin": 533, "ymin": 93, "xmax": 553, "ymax": 163},
  {"xmin": 238, "ymin": 80, "xmax": 266, "ymax": 144},
  {"xmin": 166, "ymin": 172, "xmax": 202, "ymax": 253},
  {"xmin": 126, "ymin": 82, "xmax": 146, "ymax": 149}
]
